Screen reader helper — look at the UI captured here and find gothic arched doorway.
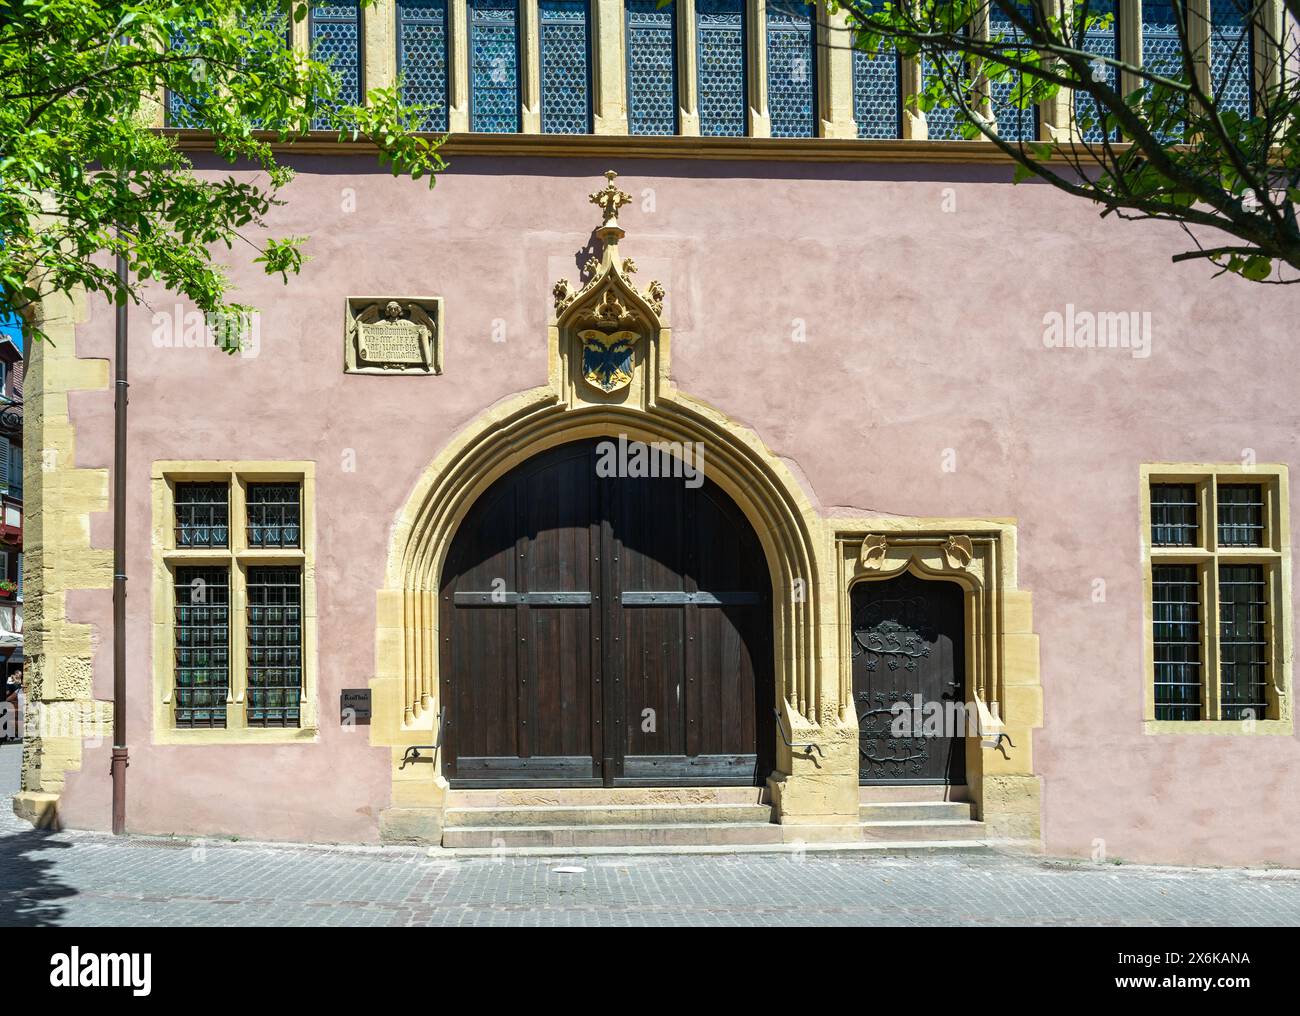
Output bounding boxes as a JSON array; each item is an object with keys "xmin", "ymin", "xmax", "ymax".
[{"xmin": 438, "ymin": 438, "xmax": 775, "ymax": 787}]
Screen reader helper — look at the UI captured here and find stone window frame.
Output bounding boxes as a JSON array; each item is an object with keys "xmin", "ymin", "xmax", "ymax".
[
  {"xmin": 1140, "ymin": 463, "xmax": 1294, "ymax": 735},
  {"xmin": 151, "ymin": 461, "xmax": 319, "ymax": 745}
]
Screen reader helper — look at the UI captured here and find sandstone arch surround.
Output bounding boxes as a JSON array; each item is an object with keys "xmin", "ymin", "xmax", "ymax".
[{"xmin": 371, "ymin": 375, "xmax": 836, "ymax": 841}]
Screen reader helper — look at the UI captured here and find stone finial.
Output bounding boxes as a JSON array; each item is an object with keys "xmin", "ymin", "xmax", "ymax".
[{"xmin": 589, "ymin": 169, "xmax": 632, "ymax": 231}]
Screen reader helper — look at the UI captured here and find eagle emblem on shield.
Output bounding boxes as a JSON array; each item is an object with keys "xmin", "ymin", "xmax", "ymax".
[{"xmin": 579, "ymin": 329, "xmax": 639, "ymax": 393}]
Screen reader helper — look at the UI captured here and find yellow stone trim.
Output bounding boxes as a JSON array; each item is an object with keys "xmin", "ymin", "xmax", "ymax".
[
  {"xmin": 13, "ymin": 285, "xmax": 114, "ymax": 827},
  {"xmin": 150, "ymin": 461, "xmax": 319, "ymax": 745},
  {"xmin": 592, "ymin": 0, "xmax": 627, "ymax": 134},
  {"xmin": 449, "ymin": 0, "xmax": 471, "ymax": 131},
  {"xmin": 365, "ymin": 0, "xmax": 397, "ymax": 92},
  {"xmin": 1139, "ymin": 463, "xmax": 1293, "ymax": 735},
  {"xmin": 820, "ymin": 9, "xmax": 857, "ymax": 139}
]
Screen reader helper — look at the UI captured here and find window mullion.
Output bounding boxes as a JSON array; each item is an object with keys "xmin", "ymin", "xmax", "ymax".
[
  {"xmin": 230, "ymin": 559, "xmax": 249, "ymax": 731},
  {"xmin": 1204, "ymin": 557, "xmax": 1221, "ymax": 720},
  {"xmin": 367, "ymin": 0, "xmax": 397, "ymax": 91},
  {"xmin": 450, "ymin": 0, "xmax": 471, "ymax": 128},
  {"xmin": 593, "ymin": 0, "xmax": 624, "ymax": 133},
  {"xmin": 522, "ymin": 0, "xmax": 543, "ymax": 130},
  {"xmin": 677, "ymin": 0, "xmax": 700, "ymax": 134},
  {"xmin": 749, "ymin": 0, "xmax": 770, "ymax": 136},
  {"xmin": 1265, "ymin": 561, "xmax": 1281, "ymax": 721}
]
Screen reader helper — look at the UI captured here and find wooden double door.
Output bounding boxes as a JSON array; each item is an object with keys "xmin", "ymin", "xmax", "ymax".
[{"xmin": 440, "ymin": 439, "xmax": 774, "ymax": 787}]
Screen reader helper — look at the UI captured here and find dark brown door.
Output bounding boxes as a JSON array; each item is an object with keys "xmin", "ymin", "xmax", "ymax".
[
  {"xmin": 851, "ymin": 573, "xmax": 966, "ymax": 785},
  {"xmin": 440, "ymin": 439, "xmax": 773, "ymax": 787}
]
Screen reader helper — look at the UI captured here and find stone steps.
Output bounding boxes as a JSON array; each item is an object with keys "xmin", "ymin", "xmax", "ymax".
[
  {"xmin": 441, "ymin": 786, "xmax": 779, "ymax": 848},
  {"xmin": 859, "ymin": 801, "xmax": 974, "ymax": 823},
  {"xmin": 436, "ymin": 786, "xmax": 987, "ymax": 851},
  {"xmin": 442, "ymin": 821, "xmax": 784, "ymax": 849},
  {"xmin": 435, "ymin": 840, "xmax": 1001, "ymax": 858},
  {"xmin": 858, "ymin": 784, "xmax": 971, "ymax": 803},
  {"xmin": 445, "ymin": 802, "xmax": 774, "ymax": 828},
  {"xmin": 860, "ymin": 819, "xmax": 987, "ymax": 842},
  {"xmin": 446, "ymin": 787, "xmax": 766, "ymax": 807}
]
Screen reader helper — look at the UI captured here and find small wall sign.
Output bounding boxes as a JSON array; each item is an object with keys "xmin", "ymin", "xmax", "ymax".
[
  {"xmin": 341, "ymin": 689, "xmax": 372, "ymax": 725},
  {"xmin": 345, "ymin": 296, "xmax": 443, "ymax": 375}
]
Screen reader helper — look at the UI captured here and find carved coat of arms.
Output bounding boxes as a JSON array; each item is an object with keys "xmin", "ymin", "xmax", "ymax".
[{"xmin": 579, "ymin": 329, "xmax": 638, "ymax": 393}]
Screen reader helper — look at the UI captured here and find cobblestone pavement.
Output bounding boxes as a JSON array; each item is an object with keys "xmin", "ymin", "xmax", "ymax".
[{"xmin": 3, "ymin": 748, "xmax": 1299, "ymax": 927}]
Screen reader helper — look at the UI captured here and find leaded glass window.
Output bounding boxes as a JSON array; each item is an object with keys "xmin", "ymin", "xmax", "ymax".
[
  {"xmin": 1217, "ymin": 484, "xmax": 1265, "ymax": 547},
  {"xmin": 1075, "ymin": 0, "xmax": 1119, "ymax": 142},
  {"xmin": 853, "ymin": 46, "xmax": 901, "ymax": 139},
  {"xmin": 247, "ymin": 483, "xmax": 302, "ymax": 549},
  {"xmin": 470, "ymin": 0, "xmax": 522, "ymax": 132},
  {"xmin": 176, "ymin": 483, "xmax": 230, "ymax": 548},
  {"xmin": 310, "ymin": 1, "xmax": 364, "ymax": 130},
  {"xmin": 246, "ymin": 567, "xmax": 303, "ymax": 727},
  {"xmin": 1210, "ymin": 0, "xmax": 1252, "ymax": 118},
  {"xmin": 174, "ymin": 567, "xmax": 230, "ymax": 728},
  {"xmin": 166, "ymin": 25, "xmax": 209, "ymax": 128},
  {"xmin": 1152, "ymin": 564, "xmax": 1202, "ymax": 721},
  {"xmin": 1150, "ymin": 483, "xmax": 1199, "ymax": 546},
  {"xmin": 1142, "ymin": 0, "xmax": 1188, "ymax": 141},
  {"xmin": 766, "ymin": 1, "xmax": 816, "ymax": 138},
  {"xmin": 243, "ymin": 3, "xmax": 293, "ymax": 130},
  {"xmin": 988, "ymin": 3, "xmax": 1038, "ymax": 142},
  {"xmin": 540, "ymin": 0, "xmax": 593, "ymax": 134},
  {"xmin": 921, "ymin": 49, "xmax": 966, "ymax": 140},
  {"xmin": 1219, "ymin": 564, "xmax": 1268, "ymax": 721},
  {"xmin": 626, "ymin": 0, "xmax": 678, "ymax": 135},
  {"xmin": 1145, "ymin": 468, "xmax": 1288, "ymax": 727},
  {"xmin": 696, "ymin": 0, "xmax": 747, "ymax": 137},
  {"xmin": 398, "ymin": 0, "xmax": 450, "ymax": 132}
]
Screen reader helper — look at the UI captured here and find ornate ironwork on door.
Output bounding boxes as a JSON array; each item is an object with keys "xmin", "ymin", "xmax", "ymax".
[{"xmin": 851, "ymin": 573, "xmax": 966, "ymax": 785}]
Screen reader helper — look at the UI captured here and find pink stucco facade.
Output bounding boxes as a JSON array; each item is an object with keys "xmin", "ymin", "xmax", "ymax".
[{"xmin": 49, "ymin": 154, "xmax": 1300, "ymax": 865}]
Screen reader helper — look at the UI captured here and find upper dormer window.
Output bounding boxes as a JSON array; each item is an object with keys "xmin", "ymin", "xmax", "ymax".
[
  {"xmin": 696, "ymin": 0, "xmax": 747, "ymax": 137},
  {"xmin": 765, "ymin": 1, "xmax": 816, "ymax": 137},
  {"xmin": 469, "ymin": 0, "xmax": 522, "ymax": 132},
  {"xmin": 626, "ymin": 0, "xmax": 678, "ymax": 135},
  {"xmin": 539, "ymin": 0, "xmax": 593, "ymax": 133},
  {"xmin": 398, "ymin": 0, "xmax": 451, "ymax": 132}
]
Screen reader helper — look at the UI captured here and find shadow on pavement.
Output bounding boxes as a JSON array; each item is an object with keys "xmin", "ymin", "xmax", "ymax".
[
  {"xmin": 0, "ymin": 746, "xmax": 75, "ymax": 926},
  {"xmin": 0, "ymin": 820, "xmax": 75, "ymax": 925}
]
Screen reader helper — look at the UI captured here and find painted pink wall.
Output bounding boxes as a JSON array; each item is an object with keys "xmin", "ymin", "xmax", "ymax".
[{"xmin": 58, "ymin": 155, "xmax": 1300, "ymax": 863}]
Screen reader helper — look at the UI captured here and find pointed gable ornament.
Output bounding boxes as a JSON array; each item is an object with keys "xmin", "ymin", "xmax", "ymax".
[{"xmin": 553, "ymin": 171, "xmax": 664, "ymax": 397}]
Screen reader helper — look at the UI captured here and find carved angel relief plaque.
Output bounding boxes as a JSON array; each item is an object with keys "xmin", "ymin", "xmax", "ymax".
[{"xmin": 345, "ymin": 297, "xmax": 443, "ymax": 375}]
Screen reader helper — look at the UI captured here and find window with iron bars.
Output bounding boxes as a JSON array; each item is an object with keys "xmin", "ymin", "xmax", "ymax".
[
  {"xmin": 247, "ymin": 567, "xmax": 304, "ymax": 727},
  {"xmin": 163, "ymin": 468, "xmax": 312, "ymax": 734},
  {"xmin": 1145, "ymin": 469, "xmax": 1289, "ymax": 727},
  {"xmin": 173, "ymin": 566, "xmax": 231, "ymax": 728},
  {"xmin": 175, "ymin": 482, "xmax": 230, "ymax": 548},
  {"xmin": 248, "ymin": 483, "xmax": 302, "ymax": 549}
]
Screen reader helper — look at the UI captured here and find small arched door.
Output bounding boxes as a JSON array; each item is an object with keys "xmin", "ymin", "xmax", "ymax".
[{"xmin": 439, "ymin": 438, "xmax": 775, "ymax": 787}]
